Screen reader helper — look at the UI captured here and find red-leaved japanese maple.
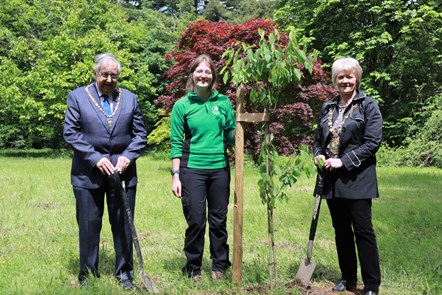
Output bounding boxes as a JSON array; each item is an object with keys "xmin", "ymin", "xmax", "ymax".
[{"xmin": 157, "ymin": 19, "xmax": 336, "ymax": 160}]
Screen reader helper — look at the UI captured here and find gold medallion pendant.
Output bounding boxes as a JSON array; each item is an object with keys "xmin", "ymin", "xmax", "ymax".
[
  {"xmin": 327, "ymin": 103, "xmax": 356, "ymax": 158},
  {"xmin": 85, "ymin": 84, "xmax": 121, "ymax": 129},
  {"xmin": 329, "ymin": 136, "xmax": 340, "ymax": 157}
]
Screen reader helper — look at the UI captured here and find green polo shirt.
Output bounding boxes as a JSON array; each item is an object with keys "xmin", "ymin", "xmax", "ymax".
[{"xmin": 170, "ymin": 90, "xmax": 236, "ymax": 169}]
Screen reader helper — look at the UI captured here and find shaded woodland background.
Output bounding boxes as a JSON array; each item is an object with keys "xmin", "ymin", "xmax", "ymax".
[{"xmin": 0, "ymin": 0, "xmax": 440, "ymax": 166}]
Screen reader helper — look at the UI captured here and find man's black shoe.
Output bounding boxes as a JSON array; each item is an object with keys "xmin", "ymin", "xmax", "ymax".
[
  {"xmin": 79, "ymin": 272, "xmax": 100, "ymax": 287},
  {"xmin": 79, "ymin": 279, "xmax": 88, "ymax": 287},
  {"xmin": 332, "ymin": 279, "xmax": 357, "ymax": 292},
  {"xmin": 119, "ymin": 278, "xmax": 135, "ymax": 289}
]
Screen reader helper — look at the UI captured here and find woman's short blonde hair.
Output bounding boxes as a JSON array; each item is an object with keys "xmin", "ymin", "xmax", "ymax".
[
  {"xmin": 186, "ymin": 54, "xmax": 217, "ymax": 93},
  {"xmin": 331, "ymin": 57, "xmax": 363, "ymax": 88}
]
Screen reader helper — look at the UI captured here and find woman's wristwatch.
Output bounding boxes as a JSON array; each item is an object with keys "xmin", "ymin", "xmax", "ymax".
[{"xmin": 171, "ymin": 169, "xmax": 180, "ymax": 175}]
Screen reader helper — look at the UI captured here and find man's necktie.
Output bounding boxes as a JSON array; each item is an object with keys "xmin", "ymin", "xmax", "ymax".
[{"xmin": 102, "ymin": 95, "xmax": 112, "ymax": 116}]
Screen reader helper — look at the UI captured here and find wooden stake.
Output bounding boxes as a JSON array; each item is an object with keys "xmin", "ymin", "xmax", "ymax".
[
  {"xmin": 233, "ymin": 84, "xmax": 245, "ymax": 285},
  {"xmin": 232, "ymin": 84, "xmax": 270, "ymax": 286}
]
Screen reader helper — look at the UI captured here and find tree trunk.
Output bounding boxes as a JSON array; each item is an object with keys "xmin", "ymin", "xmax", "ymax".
[{"xmin": 264, "ymin": 118, "xmax": 277, "ymax": 287}]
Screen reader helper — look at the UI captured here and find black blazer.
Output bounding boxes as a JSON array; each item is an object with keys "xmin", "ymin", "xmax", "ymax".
[
  {"xmin": 313, "ymin": 90, "xmax": 383, "ymax": 199},
  {"xmin": 63, "ymin": 83, "xmax": 147, "ymax": 189}
]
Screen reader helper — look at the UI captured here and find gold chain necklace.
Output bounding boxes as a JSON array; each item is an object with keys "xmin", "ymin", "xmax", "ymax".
[
  {"xmin": 327, "ymin": 103, "xmax": 355, "ymax": 157},
  {"xmin": 85, "ymin": 84, "xmax": 121, "ymax": 128}
]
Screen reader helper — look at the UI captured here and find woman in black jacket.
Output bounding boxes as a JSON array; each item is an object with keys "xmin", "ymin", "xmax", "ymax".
[{"xmin": 313, "ymin": 57, "xmax": 382, "ymax": 295}]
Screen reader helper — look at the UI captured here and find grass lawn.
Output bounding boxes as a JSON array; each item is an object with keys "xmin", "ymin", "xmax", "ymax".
[{"xmin": 0, "ymin": 152, "xmax": 441, "ymax": 294}]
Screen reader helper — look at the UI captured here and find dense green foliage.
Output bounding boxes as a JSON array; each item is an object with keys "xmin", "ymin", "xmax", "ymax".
[
  {"xmin": 0, "ymin": 0, "xmax": 180, "ymax": 148},
  {"xmin": 274, "ymin": 0, "xmax": 442, "ymax": 147},
  {"xmin": 0, "ymin": 0, "xmax": 440, "ymax": 167},
  {"xmin": 140, "ymin": 0, "xmax": 276, "ymax": 22},
  {"xmin": 377, "ymin": 94, "xmax": 442, "ymax": 168},
  {"xmin": 202, "ymin": 0, "xmax": 275, "ymax": 23}
]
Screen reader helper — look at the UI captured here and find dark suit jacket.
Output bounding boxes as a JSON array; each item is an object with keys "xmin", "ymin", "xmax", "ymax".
[
  {"xmin": 63, "ymin": 83, "xmax": 147, "ymax": 189},
  {"xmin": 313, "ymin": 90, "xmax": 383, "ymax": 199}
]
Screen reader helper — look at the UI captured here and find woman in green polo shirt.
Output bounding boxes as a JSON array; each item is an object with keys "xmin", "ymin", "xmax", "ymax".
[{"xmin": 170, "ymin": 54, "xmax": 236, "ymax": 282}]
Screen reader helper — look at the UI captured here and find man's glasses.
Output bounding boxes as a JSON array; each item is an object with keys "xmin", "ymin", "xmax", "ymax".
[{"xmin": 99, "ymin": 72, "xmax": 119, "ymax": 80}]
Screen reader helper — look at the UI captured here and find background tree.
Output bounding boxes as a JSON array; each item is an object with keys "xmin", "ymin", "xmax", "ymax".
[
  {"xmin": 274, "ymin": 0, "xmax": 442, "ymax": 146},
  {"xmin": 402, "ymin": 93, "xmax": 442, "ymax": 167},
  {"xmin": 203, "ymin": 0, "xmax": 276, "ymax": 23},
  {"xmin": 0, "ymin": 0, "xmax": 181, "ymax": 148},
  {"xmin": 155, "ymin": 19, "xmax": 334, "ymax": 159},
  {"xmin": 1, "ymin": 0, "xmax": 439, "ymax": 168},
  {"xmin": 143, "ymin": 0, "xmax": 202, "ymax": 15},
  {"xmin": 117, "ymin": 0, "xmax": 143, "ymax": 9},
  {"xmin": 202, "ymin": 0, "xmax": 229, "ymax": 21}
]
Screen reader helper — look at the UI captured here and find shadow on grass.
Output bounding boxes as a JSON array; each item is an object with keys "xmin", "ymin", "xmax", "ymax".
[
  {"xmin": 68, "ymin": 245, "xmax": 116, "ymax": 281},
  {"xmin": 162, "ymin": 254, "xmax": 215, "ymax": 276}
]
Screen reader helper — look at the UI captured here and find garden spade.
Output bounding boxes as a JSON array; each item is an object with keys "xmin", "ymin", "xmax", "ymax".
[
  {"xmin": 109, "ymin": 172, "xmax": 159, "ymax": 293},
  {"xmin": 295, "ymin": 171, "xmax": 326, "ymax": 288}
]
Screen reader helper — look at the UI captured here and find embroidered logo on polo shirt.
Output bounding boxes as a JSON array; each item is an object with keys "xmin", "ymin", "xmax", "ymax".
[{"xmin": 212, "ymin": 105, "xmax": 220, "ymax": 115}]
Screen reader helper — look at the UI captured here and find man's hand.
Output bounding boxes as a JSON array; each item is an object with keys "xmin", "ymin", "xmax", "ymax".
[
  {"xmin": 115, "ymin": 156, "xmax": 130, "ymax": 174},
  {"xmin": 96, "ymin": 157, "xmax": 115, "ymax": 175}
]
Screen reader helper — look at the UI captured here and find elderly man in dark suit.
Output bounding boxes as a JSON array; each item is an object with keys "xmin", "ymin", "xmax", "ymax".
[{"xmin": 63, "ymin": 53, "xmax": 147, "ymax": 289}]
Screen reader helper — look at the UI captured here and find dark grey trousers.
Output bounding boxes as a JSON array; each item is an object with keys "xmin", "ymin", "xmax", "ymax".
[{"xmin": 74, "ymin": 181, "xmax": 136, "ymax": 282}]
